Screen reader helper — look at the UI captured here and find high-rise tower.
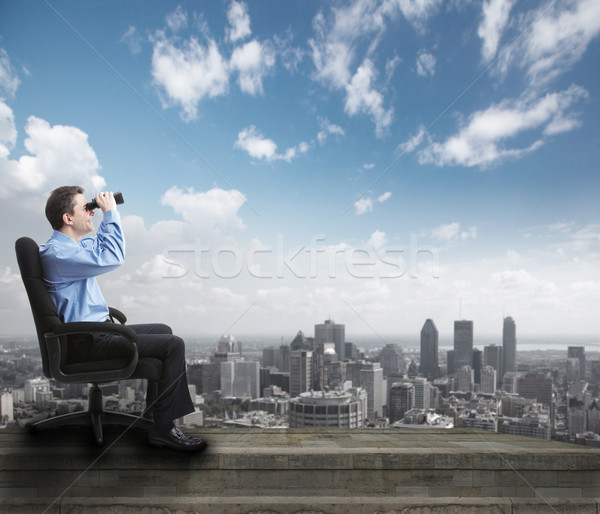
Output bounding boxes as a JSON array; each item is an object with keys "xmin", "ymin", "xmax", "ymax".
[
  {"xmin": 419, "ymin": 319, "xmax": 439, "ymax": 378},
  {"xmin": 502, "ymin": 316, "xmax": 517, "ymax": 374},
  {"xmin": 314, "ymin": 319, "xmax": 345, "ymax": 360},
  {"xmin": 454, "ymin": 320, "xmax": 473, "ymax": 370}
]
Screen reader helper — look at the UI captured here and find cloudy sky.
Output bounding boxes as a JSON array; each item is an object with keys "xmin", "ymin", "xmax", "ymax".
[{"xmin": 1, "ymin": 0, "xmax": 599, "ymax": 341}]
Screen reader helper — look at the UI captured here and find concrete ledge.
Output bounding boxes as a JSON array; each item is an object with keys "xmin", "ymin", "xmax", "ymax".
[
  {"xmin": 2, "ymin": 427, "xmax": 600, "ymax": 512},
  {"xmin": 1, "ymin": 496, "xmax": 599, "ymax": 513}
]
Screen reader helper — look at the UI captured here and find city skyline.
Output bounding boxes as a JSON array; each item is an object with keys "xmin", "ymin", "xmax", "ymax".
[{"xmin": 1, "ymin": 1, "xmax": 599, "ymax": 337}]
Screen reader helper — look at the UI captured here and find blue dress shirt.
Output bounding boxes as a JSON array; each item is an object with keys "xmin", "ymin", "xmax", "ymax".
[{"xmin": 39, "ymin": 209, "xmax": 125, "ymax": 323}]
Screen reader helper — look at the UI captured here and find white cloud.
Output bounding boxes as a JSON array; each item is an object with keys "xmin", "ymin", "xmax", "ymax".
[
  {"xmin": 432, "ymin": 222, "xmax": 460, "ymax": 241},
  {"xmin": 0, "ymin": 101, "xmax": 17, "ymax": 159},
  {"xmin": 377, "ymin": 191, "xmax": 392, "ymax": 203},
  {"xmin": 367, "ymin": 230, "xmax": 388, "ymax": 250},
  {"xmin": 419, "ymin": 85, "xmax": 588, "ymax": 168},
  {"xmin": 151, "ymin": 34, "xmax": 229, "ymax": 121},
  {"xmin": 0, "ymin": 108, "xmax": 105, "ymax": 198},
  {"xmin": 478, "ymin": 0, "xmax": 515, "ymax": 62},
  {"xmin": 354, "ymin": 190, "xmax": 391, "ymax": 216},
  {"xmin": 525, "ymin": 0, "xmax": 600, "ymax": 85},
  {"xmin": 490, "ymin": 0, "xmax": 600, "ymax": 86},
  {"xmin": 226, "ymin": 1, "xmax": 251, "ymax": 42},
  {"xmin": 345, "ymin": 59, "xmax": 393, "ymax": 137},
  {"xmin": 0, "ymin": 48, "xmax": 20, "ymax": 99},
  {"xmin": 431, "ymin": 222, "xmax": 476, "ymax": 243},
  {"xmin": 119, "ymin": 26, "xmax": 144, "ymax": 55},
  {"xmin": 354, "ymin": 197, "xmax": 373, "ymax": 216},
  {"xmin": 166, "ymin": 5, "xmax": 188, "ymax": 32},
  {"xmin": 235, "ymin": 125, "xmax": 305, "ymax": 163},
  {"xmin": 230, "ymin": 40, "xmax": 275, "ymax": 95},
  {"xmin": 399, "ymin": 125, "xmax": 427, "ymax": 154},
  {"xmin": 416, "ymin": 51, "xmax": 436, "ymax": 77},
  {"xmin": 317, "ymin": 118, "xmax": 345, "ymax": 144},
  {"xmin": 309, "ymin": 0, "xmax": 439, "ymax": 135},
  {"xmin": 161, "ymin": 186, "xmax": 246, "ymax": 232},
  {"xmin": 363, "ymin": 163, "xmax": 375, "ymax": 170},
  {"xmin": 396, "ymin": 0, "xmax": 443, "ymax": 30}
]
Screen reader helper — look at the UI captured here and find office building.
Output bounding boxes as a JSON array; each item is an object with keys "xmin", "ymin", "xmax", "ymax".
[
  {"xmin": 389, "ymin": 382, "xmax": 414, "ymax": 423},
  {"xmin": 456, "ymin": 365, "xmax": 474, "ymax": 393},
  {"xmin": 472, "ymin": 348, "xmax": 482, "ymax": 385},
  {"xmin": 345, "ymin": 342, "xmax": 360, "ymax": 360},
  {"xmin": 568, "ymin": 346, "xmax": 586, "ymax": 382},
  {"xmin": 502, "ymin": 317, "xmax": 517, "ymax": 374},
  {"xmin": 289, "ymin": 390, "xmax": 365, "ymax": 428},
  {"xmin": 379, "ymin": 344, "xmax": 406, "ymax": 377},
  {"xmin": 453, "ymin": 320, "xmax": 473, "ymax": 369},
  {"xmin": 360, "ymin": 362, "xmax": 383, "ymax": 419},
  {"xmin": 499, "ymin": 413, "xmax": 551, "ymax": 440},
  {"xmin": 503, "ymin": 372, "xmax": 520, "ymax": 394},
  {"xmin": 0, "ymin": 391, "xmax": 14, "ymax": 423},
  {"xmin": 24, "ymin": 377, "xmax": 50, "ymax": 404},
  {"xmin": 480, "ymin": 366, "xmax": 497, "ymax": 394},
  {"xmin": 567, "ymin": 358, "xmax": 582, "ymax": 384},
  {"xmin": 315, "ymin": 343, "xmax": 337, "ymax": 391},
  {"xmin": 290, "ymin": 350, "xmax": 313, "ymax": 398},
  {"xmin": 412, "ymin": 377, "xmax": 431, "ymax": 410},
  {"xmin": 220, "ymin": 361, "xmax": 260, "ymax": 399},
  {"xmin": 517, "ymin": 372, "xmax": 553, "ymax": 407},
  {"xmin": 419, "ymin": 319, "xmax": 439, "ymax": 378},
  {"xmin": 315, "ymin": 319, "xmax": 345, "ymax": 360},
  {"xmin": 483, "ymin": 344, "xmax": 503, "ymax": 385},
  {"xmin": 214, "ymin": 334, "xmax": 241, "ymax": 364}
]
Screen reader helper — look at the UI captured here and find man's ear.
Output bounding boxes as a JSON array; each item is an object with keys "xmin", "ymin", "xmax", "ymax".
[{"xmin": 62, "ymin": 212, "xmax": 74, "ymax": 226}]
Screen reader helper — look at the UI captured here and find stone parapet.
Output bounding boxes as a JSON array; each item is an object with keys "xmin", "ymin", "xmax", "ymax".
[{"xmin": 1, "ymin": 427, "xmax": 600, "ymax": 513}]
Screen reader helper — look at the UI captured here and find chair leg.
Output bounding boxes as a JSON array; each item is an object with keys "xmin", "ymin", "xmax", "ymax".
[{"xmin": 32, "ymin": 383, "xmax": 154, "ymax": 445}]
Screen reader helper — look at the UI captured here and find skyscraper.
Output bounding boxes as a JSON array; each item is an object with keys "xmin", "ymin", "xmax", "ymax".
[
  {"xmin": 419, "ymin": 319, "xmax": 439, "ymax": 378},
  {"xmin": 454, "ymin": 320, "xmax": 473, "ymax": 370},
  {"xmin": 360, "ymin": 362, "xmax": 383, "ymax": 419},
  {"xmin": 315, "ymin": 319, "xmax": 345, "ymax": 360},
  {"xmin": 480, "ymin": 366, "xmax": 497, "ymax": 394},
  {"xmin": 379, "ymin": 344, "xmax": 406, "ymax": 377},
  {"xmin": 568, "ymin": 346, "xmax": 586, "ymax": 381},
  {"xmin": 502, "ymin": 316, "xmax": 517, "ymax": 374},
  {"xmin": 289, "ymin": 350, "xmax": 313, "ymax": 398},
  {"xmin": 389, "ymin": 382, "xmax": 414, "ymax": 423},
  {"xmin": 483, "ymin": 344, "xmax": 503, "ymax": 385}
]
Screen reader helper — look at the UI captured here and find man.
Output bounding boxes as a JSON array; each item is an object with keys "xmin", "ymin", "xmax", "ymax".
[{"xmin": 40, "ymin": 185, "xmax": 206, "ymax": 452}]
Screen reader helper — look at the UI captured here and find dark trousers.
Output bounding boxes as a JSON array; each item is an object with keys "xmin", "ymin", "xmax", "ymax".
[{"xmin": 69, "ymin": 323, "xmax": 194, "ymax": 426}]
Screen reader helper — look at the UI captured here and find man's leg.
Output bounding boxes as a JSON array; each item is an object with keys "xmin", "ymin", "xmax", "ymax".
[{"xmin": 128, "ymin": 324, "xmax": 194, "ymax": 426}]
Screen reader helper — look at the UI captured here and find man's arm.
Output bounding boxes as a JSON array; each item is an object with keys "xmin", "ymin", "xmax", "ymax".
[{"xmin": 41, "ymin": 210, "xmax": 125, "ymax": 282}]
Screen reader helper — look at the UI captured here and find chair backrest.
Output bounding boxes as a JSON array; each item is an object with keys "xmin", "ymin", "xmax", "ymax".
[{"xmin": 15, "ymin": 237, "xmax": 62, "ymax": 378}]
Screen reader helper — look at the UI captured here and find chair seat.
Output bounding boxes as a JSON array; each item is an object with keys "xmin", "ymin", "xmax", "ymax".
[{"xmin": 63, "ymin": 357, "xmax": 163, "ymax": 382}]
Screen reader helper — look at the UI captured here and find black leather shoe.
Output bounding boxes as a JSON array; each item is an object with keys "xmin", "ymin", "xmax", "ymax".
[{"xmin": 148, "ymin": 426, "xmax": 208, "ymax": 452}]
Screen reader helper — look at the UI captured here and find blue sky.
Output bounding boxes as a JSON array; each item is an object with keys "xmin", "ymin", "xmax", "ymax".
[{"xmin": 1, "ymin": 0, "xmax": 599, "ymax": 340}]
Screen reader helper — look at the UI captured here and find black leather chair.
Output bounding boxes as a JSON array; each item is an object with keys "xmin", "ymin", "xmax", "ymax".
[{"xmin": 15, "ymin": 237, "xmax": 162, "ymax": 445}]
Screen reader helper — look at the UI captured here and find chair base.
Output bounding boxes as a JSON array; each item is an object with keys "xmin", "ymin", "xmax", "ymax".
[{"xmin": 31, "ymin": 383, "xmax": 153, "ymax": 445}]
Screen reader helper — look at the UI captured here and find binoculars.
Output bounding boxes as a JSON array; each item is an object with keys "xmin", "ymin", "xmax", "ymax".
[{"xmin": 86, "ymin": 192, "xmax": 124, "ymax": 211}]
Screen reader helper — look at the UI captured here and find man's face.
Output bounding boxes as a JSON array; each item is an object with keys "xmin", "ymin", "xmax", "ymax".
[{"xmin": 69, "ymin": 193, "xmax": 95, "ymax": 237}]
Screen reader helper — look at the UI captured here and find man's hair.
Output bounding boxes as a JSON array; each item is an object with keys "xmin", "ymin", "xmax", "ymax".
[{"xmin": 45, "ymin": 186, "xmax": 84, "ymax": 230}]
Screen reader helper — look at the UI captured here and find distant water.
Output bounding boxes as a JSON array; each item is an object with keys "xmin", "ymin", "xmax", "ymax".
[{"xmin": 181, "ymin": 333, "xmax": 600, "ymax": 355}]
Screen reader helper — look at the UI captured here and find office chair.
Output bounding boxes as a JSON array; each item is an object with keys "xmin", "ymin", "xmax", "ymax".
[{"xmin": 15, "ymin": 237, "xmax": 162, "ymax": 445}]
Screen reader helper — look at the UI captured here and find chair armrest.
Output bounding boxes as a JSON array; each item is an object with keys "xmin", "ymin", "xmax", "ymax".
[
  {"xmin": 108, "ymin": 307, "xmax": 127, "ymax": 324},
  {"xmin": 53, "ymin": 321, "xmax": 137, "ymax": 342},
  {"xmin": 45, "ymin": 322, "xmax": 138, "ymax": 383}
]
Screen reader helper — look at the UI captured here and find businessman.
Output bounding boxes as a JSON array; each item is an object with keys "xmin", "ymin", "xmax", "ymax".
[{"xmin": 40, "ymin": 186, "xmax": 206, "ymax": 452}]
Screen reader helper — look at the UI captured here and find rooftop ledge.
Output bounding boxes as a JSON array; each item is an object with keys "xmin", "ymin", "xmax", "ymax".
[{"xmin": 2, "ymin": 427, "xmax": 600, "ymax": 513}]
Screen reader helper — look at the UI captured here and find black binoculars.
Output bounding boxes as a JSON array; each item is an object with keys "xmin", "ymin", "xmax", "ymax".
[{"xmin": 86, "ymin": 192, "xmax": 125, "ymax": 211}]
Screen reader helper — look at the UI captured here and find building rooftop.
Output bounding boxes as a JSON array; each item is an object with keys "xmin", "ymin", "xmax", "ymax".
[{"xmin": 2, "ymin": 426, "xmax": 600, "ymax": 513}]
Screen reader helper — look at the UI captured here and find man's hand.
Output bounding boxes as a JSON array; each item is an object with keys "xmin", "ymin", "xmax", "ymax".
[{"xmin": 95, "ymin": 191, "xmax": 117, "ymax": 213}]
